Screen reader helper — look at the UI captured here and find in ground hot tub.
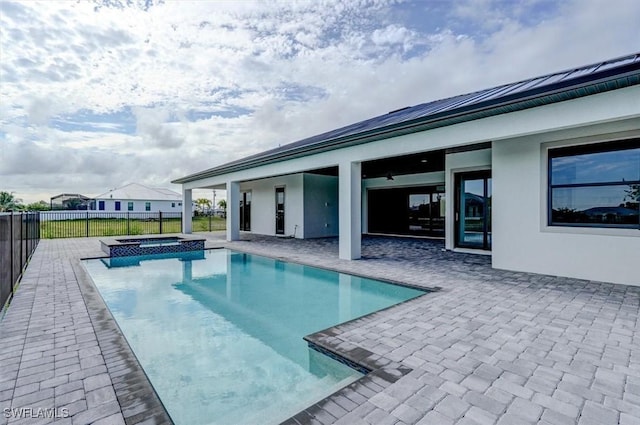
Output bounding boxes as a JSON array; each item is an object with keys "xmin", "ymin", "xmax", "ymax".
[{"xmin": 100, "ymin": 235, "xmax": 206, "ymax": 257}]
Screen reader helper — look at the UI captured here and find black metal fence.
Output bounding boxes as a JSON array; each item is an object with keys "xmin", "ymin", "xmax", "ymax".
[
  {"xmin": 0, "ymin": 212, "xmax": 40, "ymax": 310},
  {"xmin": 39, "ymin": 211, "xmax": 226, "ymax": 238},
  {"xmin": 40, "ymin": 211, "xmax": 184, "ymax": 238}
]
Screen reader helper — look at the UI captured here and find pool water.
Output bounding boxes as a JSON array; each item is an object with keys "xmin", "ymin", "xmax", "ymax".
[{"xmin": 83, "ymin": 249, "xmax": 425, "ymax": 425}]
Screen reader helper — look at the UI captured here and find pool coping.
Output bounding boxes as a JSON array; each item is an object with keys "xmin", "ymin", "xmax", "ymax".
[
  {"xmin": 73, "ymin": 259, "xmax": 174, "ymax": 425},
  {"xmin": 100, "ymin": 234, "xmax": 207, "ymax": 257},
  {"xmin": 8, "ymin": 235, "xmax": 639, "ymax": 425},
  {"xmin": 75, "ymin": 247, "xmax": 440, "ymax": 425},
  {"xmin": 222, "ymin": 246, "xmax": 441, "ymax": 425}
]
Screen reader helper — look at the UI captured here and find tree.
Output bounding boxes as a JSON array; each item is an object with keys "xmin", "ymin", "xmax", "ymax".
[
  {"xmin": 0, "ymin": 191, "xmax": 23, "ymax": 212},
  {"xmin": 624, "ymin": 183, "xmax": 639, "ymax": 203},
  {"xmin": 195, "ymin": 198, "xmax": 212, "ymax": 213},
  {"xmin": 620, "ymin": 183, "xmax": 639, "ymax": 210},
  {"xmin": 26, "ymin": 200, "xmax": 50, "ymax": 211},
  {"xmin": 217, "ymin": 199, "xmax": 226, "ymax": 211}
]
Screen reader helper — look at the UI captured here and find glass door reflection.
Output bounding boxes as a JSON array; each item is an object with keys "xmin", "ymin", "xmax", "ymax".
[{"xmin": 456, "ymin": 172, "xmax": 491, "ymax": 250}]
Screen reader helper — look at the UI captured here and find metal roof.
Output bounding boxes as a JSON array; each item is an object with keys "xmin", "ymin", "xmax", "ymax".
[
  {"xmin": 94, "ymin": 183, "xmax": 181, "ymax": 201},
  {"xmin": 173, "ymin": 53, "xmax": 640, "ymax": 184}
]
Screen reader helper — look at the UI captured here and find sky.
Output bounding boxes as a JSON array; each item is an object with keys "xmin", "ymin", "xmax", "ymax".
[{"xmin": 1, "ymin": 0, "xmax": 639, "ymax": 204}]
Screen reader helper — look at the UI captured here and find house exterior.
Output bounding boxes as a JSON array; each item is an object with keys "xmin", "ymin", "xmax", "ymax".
[
  {"xmin": 50, "ymin": 193, "xmax": 91, "ymax": 210},
  {"xmin": 90, "ymin": 183, "xmax": 183, "ymax": 213},
  {"xmin": 173, "ymin": 53, "xmax": 640, "ymax": 286}
]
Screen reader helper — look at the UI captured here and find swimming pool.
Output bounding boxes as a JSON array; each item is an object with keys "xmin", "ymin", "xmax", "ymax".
[{"xmin": 83, "ymin": 249, "xmax": 425, "ymax": 425}]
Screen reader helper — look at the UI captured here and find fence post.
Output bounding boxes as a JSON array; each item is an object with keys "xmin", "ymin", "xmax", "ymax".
[
  {"xmin": 19, "ymin": 212, "xmax": 24, "ymax": 277},
  {"xmin": 18, "ymin": 213, "xmax": 25, "ymax": 282},
  {"xmin": 209, "ymin": 213, "xmax": 212, "ymax": 231},
  {"xmin": 26, "ymin": 212, "xmax": 30, "ymax": 254},
  {"xmin": 10, "ymin": 212, "xmax": 14, "ymax": 297},
  {"xmin": 86, "ymin": 211, "xmax": 89, "ymax": 237},
  {"xmin": 159, "ymin": 211, "xmax": 163, "ymax": 234},
  {"xmin": 127, "ymin": 212, "xmax": 130, "ymax": 235}
]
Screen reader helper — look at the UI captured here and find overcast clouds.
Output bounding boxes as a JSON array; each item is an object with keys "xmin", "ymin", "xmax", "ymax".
[{"xmin": 1, "ymin": 0, "xmax": 639, "ymax": 203}]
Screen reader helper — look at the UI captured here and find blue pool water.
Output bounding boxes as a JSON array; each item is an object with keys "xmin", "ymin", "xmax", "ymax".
[{"xmin": 83, "ymin": 249, "xmax": 425, "ymax": 425}]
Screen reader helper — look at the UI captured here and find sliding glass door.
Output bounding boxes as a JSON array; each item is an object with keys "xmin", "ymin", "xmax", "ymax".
[
  {"xmin": 455, "ymin": 171, "xmax": 491, "ymax": 250},
  {"xmin": 367, "ymin": 185, "xmax": 445, "ymax": 237}
]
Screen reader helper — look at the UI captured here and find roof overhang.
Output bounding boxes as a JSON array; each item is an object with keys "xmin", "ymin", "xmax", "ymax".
[{"xmin": 173, "ymin": 56, "xmax": 640, "ymax": 185}]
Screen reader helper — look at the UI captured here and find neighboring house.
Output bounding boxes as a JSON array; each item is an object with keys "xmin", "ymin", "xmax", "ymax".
[
  {"xmin": 173, "ymin": 53, "xmax": 640, "ymax": 286},
  {"xmin": 90, "ymin": 183, "xmax": 183, "ymax": 213},
  {"xmin": 50, "ymin": 193, "xmax": 91, "ymax": 210}
]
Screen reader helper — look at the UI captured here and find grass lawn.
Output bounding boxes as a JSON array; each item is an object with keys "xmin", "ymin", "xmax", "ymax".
[{"xmin": 41, "ymin": 216, "xmax": 225, "ymax": 239}]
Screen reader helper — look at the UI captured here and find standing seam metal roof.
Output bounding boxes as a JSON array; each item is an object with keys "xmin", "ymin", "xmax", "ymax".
[{"xmin": 173, "ymin": 53, "xmax": 640, "ymax": 184}]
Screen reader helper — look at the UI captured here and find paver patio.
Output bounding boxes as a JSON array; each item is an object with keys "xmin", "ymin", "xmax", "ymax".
[{"xmin": 1, "ymin": 234, "xmax": 639, "ymax": 425}]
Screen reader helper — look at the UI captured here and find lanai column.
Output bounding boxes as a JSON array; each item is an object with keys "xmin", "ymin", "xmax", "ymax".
[
  {"xmin": 181, "ymin": 188, "xmax": 192, "ymax": 234},
  {"xmin": 339, "ymin": 161, "xmax": 362, "ymax": 260},
  {"xmin": 226, "ymin": 180, "xmax": 240, "ymax": 241}
]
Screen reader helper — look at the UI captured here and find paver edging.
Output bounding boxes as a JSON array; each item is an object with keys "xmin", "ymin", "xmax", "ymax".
[{"xmin": 72, "ymin": 259, "xmax": 174, "ymax": 425}]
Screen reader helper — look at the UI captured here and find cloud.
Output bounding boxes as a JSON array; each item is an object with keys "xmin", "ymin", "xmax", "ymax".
[
  {"xmin": 0, "ymin": 0, "xmax": 639, "ymax": 203},
  {"xmin": 133, "ymin": 107, "xmax": 185, "ymax": 149},
  {"xmin": 371, "ymin": 24, "xmax": 416, "ymax": 52}
]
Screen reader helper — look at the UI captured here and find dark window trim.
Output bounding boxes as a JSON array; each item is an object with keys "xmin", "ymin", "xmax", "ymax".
[
  {"xmin": 549, "ymin": 138, "xmax": 639, "ymax": 159},
  {"xmin": 547, "ymin": 138, "xmax": 640, "ymax": 229},
  {"xmin": 454, "ymin": 170, "xmax": 492, "ymax": 250},
  {"xmin": 552, "ymin": 181, "xmax": 640, "ymax": 189}
]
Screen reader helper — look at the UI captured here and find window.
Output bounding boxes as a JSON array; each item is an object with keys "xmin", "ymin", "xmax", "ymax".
[
  {"xmin": 115, "ymin": 201, "xmax": 121, "ymax": 211},
  {"xmin": 98, "ymin": 200, "xmax": 105, "ymax": 211},
  {"xmin": 128, "ymin": 202, "xmax": 134, "ymax": 211},
  {"xmin": 145, "ymin": 202, "xmax": 151, "ymax": 211},
  {"xmin": 171, "ymin": 202, "xmax": 175, "ymax": 208},
  {"xmin": 549, "ymin": 139, "xmax": 640, "ymax": 228}
]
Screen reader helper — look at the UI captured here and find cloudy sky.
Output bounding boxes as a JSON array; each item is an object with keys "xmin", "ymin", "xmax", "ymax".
[{"xmin": 1, "ymin": 0, "xmax": 639, "ymax": 204}]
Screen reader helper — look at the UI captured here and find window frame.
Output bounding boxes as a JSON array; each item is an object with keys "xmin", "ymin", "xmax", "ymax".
[
  {"xmin": 98, "ymin": 200, "xmax": 105, "ymax": 211},
  {"xmin": 145, "ymin": 202, "xmax": 151, "ymax": 211},
  {"xmin": 547, "ymin": 139, "xmax": 640, "ymax": 229},
  {"xmin": 115, "ymin": 201, "xmax": 121, "ymax": 211},
  {"xmin": 127, "ymin": 202, "xmax": 134, "ymax": 211}
]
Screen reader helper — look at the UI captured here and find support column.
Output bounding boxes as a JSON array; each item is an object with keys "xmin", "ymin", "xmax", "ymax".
[
  {"xmin": 339, "ymin": 161, "xmax": 361, "ymax": 260},
  {"xmin": 182, "ymin": 188, "xmax": 192, "ymax": 234},
  {"xmin": 226, "ymin": 181, "xmax": 240, "ymax": 241}
]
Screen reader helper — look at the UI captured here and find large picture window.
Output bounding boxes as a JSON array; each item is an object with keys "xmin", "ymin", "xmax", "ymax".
[{"xmin": 548, "ymin": 139, "xmax": 640, "ymax": 228}]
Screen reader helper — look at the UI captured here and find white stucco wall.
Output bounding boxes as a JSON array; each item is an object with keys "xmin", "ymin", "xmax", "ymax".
[
  {"xmin": 303, "ymin": 174, "xmax": 339, "ymax": 238},
  {"xmin": 492, "ymin": 131, "xmax": 640, "ymax": 286},
  {"xmin": 93, "ymin": 199, "xmax": 182, "ymax": 213},
  {"xmin": 180, "ymin": 85, "xmax": 640, "ymax": 282},
  {"xmin": 445, "ymin": 149, "xmax": 492, "ymax": 250},
  {"xmin": 240, "ymin": 174, "xmax": 304, "ymax": 238}
]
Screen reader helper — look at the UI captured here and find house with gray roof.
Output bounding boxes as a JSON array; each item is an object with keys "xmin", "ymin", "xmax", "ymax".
[
  {"xmin": 173, "ymin": 53, "xmax": 640, "ymax": 286},
  {"xmin": 91, "ymin": 182, "xmax": 183, "ymax": 213}
]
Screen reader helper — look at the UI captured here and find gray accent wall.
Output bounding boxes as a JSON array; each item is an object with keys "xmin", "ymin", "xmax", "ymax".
[{"xmin": 303, "ymin": 174, "xmax": 339, "ymax": 238}]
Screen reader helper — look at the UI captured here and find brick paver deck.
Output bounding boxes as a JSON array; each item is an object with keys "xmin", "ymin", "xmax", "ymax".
[{"xmin": 1, "ymin": 234, "xmax": 639, "ymax": 425}]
